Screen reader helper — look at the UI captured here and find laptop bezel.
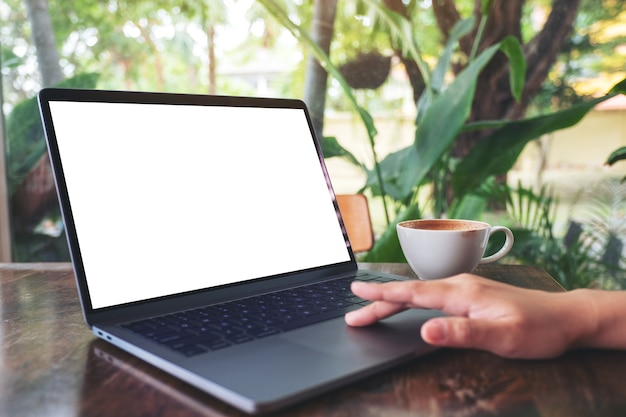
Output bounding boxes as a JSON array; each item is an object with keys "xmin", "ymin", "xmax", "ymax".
[{"xmin": 37, "ymin": 88, "xmax": 360, "ymax": 326}]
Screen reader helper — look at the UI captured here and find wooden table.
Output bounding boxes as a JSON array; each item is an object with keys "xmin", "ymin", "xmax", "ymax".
[{"xmin": 2, "ymin": 262, "xmax": 626, "ymax": 416}]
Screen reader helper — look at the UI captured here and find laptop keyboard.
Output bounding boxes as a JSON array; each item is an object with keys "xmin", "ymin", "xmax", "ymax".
[{"xmin": 122, "ymin": 272, "xmax": 397, "ymax": 356}]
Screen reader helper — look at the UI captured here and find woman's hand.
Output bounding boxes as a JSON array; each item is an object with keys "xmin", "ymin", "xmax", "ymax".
[{"xmin": 345, "ymin": 274, "xmax": 601, "ymax": 359}]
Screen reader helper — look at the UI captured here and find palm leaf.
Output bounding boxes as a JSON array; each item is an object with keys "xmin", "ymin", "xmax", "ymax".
[{"xmin": 452, "ymin": 92, "xmax": 621, "ymax": 197}]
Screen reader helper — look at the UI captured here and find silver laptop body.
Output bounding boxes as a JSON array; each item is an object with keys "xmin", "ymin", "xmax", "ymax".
[{"xmin": 38, "ymin": 88, "xmax": 441, "ymax": 414}]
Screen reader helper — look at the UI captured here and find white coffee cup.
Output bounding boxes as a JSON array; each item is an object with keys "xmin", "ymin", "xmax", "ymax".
[{"xmin": 396, "ymin": 219, "xmax": 514, "ymax": 280}]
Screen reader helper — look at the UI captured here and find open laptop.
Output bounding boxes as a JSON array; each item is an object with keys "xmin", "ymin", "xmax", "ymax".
[{"xmin": 38, "ymin": 88, "xmax": 442, "ymax": 414}]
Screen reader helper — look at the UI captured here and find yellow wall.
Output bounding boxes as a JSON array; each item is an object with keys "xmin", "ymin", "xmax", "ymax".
[
  {"xmin": 324, "ymin": 108, "xmax": 626, "ymax": 193},
  {"xmin": 522, "ymin": 109, "xmax": 626, "ymax": 169}
]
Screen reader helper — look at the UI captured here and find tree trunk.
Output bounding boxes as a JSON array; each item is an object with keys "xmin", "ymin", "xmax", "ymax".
[
  {"xmin": 13, "ymin": 0, "xmax": 64, "ymax": 236},
  {"xmin": 23, "ymin": 0, "xmax": 63, "ymax": 87},
  {"xmin": 208, "ymin": 24, "xmax": 216, "ymax": 95},
  {"xmin": 434, "ymin": 0, "xmax": 581, "ymax": 208},
  {"xmin": 382, "ymin": 0, "xmax": 580, "ymax": 152},
  {"xmin": 384, "ymin": 0, "xmax": 580, "ymax": 208},
  {"xmin": 431, "ymin": 0, "xmax": 582, "ymax": 158},
  {"xmin": 303, "ymin": 0, "xmax": 338, "ymax": 139},
  {"xmin": 383, "ymin": 0, "xmax": 426, "ymax": 104}
]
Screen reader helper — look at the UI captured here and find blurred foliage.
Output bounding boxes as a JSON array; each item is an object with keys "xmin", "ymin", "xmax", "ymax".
[
  {"xmin": 7, "ymin": 73, "xmax": 99, "ymax": 262},
  {"xmin": 2, "ymin": 0, "xmax": 626, "ymax": 269},
  {"xmin": 7, "ymin": 73, "xmax": 99, "ymax": 193},
  {"xmin": 479, "ymin": 180, "xmax": 626, "ymax": 290}
]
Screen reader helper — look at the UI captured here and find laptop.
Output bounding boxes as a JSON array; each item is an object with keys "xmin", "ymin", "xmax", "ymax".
[{"xmin": 38, "ymin": 88, "xmax": 443, "ymax": 414}]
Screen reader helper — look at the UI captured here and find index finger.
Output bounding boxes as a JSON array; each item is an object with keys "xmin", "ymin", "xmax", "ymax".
[
  {"xmin": 345, "ymin": 279, "xmax": 451, "ymax": 327},
  {"xmin": 350, "ymin": 279, "xmax": 456, "ymax": 311},
  {"xmin": 345, "ymin": 299, "xmax": 407, "ymax": 326}
]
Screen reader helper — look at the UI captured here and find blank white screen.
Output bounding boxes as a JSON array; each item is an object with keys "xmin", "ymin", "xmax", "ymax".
[{"xmin": 49, "ymin": 101, "xmax": 350, "ymax": 309}]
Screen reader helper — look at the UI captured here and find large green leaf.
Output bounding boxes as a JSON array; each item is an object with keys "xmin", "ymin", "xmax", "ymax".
[
  {"xmin": 609, "ymin": 77, "xmax": 626, "ymax": 94},
  {"xmin": 452, "ymin": 92, "xmax": 621, "ymax": 197},
  {"xmin": 606, "ymin": 146, "xmax": 626, "ymax": 182},
  {"xmin": 376, "ymin": 33, "xmax": 525, "ymax": 210},
  {"xmin": 432, "ymin": 18, "xmax": 475, "ymax": 93},
  {"xmin": 321, "ymin": 136, "xmax": 363, "ymax": 169},
  {"xmin": 416, "ymin": 17, "xmax": 475, "ymax": 124},
  {"xmin": 606, "ymin": 147, "xmax": 626, "ymax": 166},
  {"xmin": 604, "ymin": 81, "xmax": 626, "ymax": 169},
  {"xmin": 499, "ymin": 36, "xmax": 526, "ymax": 102},
  {"xmin": 481, "ymin": 0, "xmax": 494, "ymax": 14},
  {"xmin": 396, "ymin": 42, "xmax": 502, "ymax": 200},
  {"xmin": 449, "ymin": 192, "xmax": 489, "ymax": 219},
  {"xmin": 363, "ymin": 147, "xmax": 414, "ymax": 201}
]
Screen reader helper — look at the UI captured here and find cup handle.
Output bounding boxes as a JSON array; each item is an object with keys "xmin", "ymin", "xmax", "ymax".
[{"xmin": 480, "ymin": 226, "xmax": 514, "ymax": 264}]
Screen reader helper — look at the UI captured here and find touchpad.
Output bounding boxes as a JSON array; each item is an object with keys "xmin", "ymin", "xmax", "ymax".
[{"xmin": 279, "ymin": 309, "xmax": 443, "ymax": 361}]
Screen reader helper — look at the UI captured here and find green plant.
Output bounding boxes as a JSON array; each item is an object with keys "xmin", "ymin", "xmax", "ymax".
[
  {"xmin": 7, "ymin": 72, "xmax": 99, "ymax": 261},
  {"xmin": 7, "ymin": 72, "xmax": 99, "ymax": 193},
  {"xmin": 606, "ymin": 147, "xmax": 626, "ymax": 182},
  {"xmin": 493, "ymin": 180, "xmax": 626, "ymax": 290},
  {"xmin": 575, "ymin": 178, "xmax": 626, "ymax": 289},
  {"xmin": 356, "ymin": 11, "xmax": 626, "ymax": 262},
  {"xmin": 259, "ymin": 1, "xmax": 626, "ymax": 263},
  {"xmin": 500, "ymin": 182, "xmax": 591, "ymax": 289}
]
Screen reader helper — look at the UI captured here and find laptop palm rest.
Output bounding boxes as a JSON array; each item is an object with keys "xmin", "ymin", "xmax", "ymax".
[{"xmin": 187, "ymin": 310, "xmax": 442, "ymax": 412}]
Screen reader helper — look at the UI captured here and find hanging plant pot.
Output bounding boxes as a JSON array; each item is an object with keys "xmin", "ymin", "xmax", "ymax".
[{"xmin": 339, "ymin": 52, "xmax": 392, "ymax": 90}]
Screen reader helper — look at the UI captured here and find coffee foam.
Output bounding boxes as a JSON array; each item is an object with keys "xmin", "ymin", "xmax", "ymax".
[{"xmin": 400, "ymin": 219, "xmax": 487, "ymax": 231}]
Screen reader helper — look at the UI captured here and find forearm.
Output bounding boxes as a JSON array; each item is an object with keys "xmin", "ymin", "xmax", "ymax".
[{"xmin": 568, "ymin": 289, "xmax": 626, "ymax": 350}]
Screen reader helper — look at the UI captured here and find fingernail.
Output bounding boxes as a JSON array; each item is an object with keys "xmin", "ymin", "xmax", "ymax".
[
  {"xmin": 351, "ymin": 281, "xmax": 367, "ymax": 290},
  {"xmin": 344, "ymin": 310, "xmax": 358, "ymax": 325},
  {"xmin": 423, "ymin": 319, "xmax": 447, "ymax": 343}
]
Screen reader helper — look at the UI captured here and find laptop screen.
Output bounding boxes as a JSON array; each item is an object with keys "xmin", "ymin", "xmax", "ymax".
[{"xmin": 46, "ymin": 98, "xmax": 351, "ymax": 309}]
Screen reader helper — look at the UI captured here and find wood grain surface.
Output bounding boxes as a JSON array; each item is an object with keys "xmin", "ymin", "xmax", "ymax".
[{"xmin": 2, "ymin": 263, "xmax": 625, "ymax": 417}]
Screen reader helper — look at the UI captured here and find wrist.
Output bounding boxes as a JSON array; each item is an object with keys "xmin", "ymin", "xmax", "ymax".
[
  {"xmin": 566, "ymin": 289, "xmax": 601, "ymax": 349},
  {"xmin": 566, "ymin": 289, "xmax": 626, "ymax": 350}
]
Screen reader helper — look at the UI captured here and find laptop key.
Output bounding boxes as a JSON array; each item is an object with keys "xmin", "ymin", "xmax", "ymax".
[
  {"xmin": 204, "ymin": 340, "xmax": 233, "ymax": 351},
  {"xmin": 180, "ymin": 345, "xmax": 209, "ymax": 357},
  {"xmin": 227, "ymin": 334, "xmax": 255, "ymax": 344},
  {"xmin": 345, "ymin": 296, "xmax": 369, "ymax": 304},
  {"xmin": 276, "ymin": 305, "xmax": 361, "ymax": 332},
  {"xmin": 248, "ymin": 327, "xmax": 280, "ymax": 338}
]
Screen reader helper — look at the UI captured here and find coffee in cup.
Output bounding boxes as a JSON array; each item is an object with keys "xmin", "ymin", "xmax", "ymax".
[{"xmin": 396, "ymin": 219, "xmax": 514, "ymax": 280}]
